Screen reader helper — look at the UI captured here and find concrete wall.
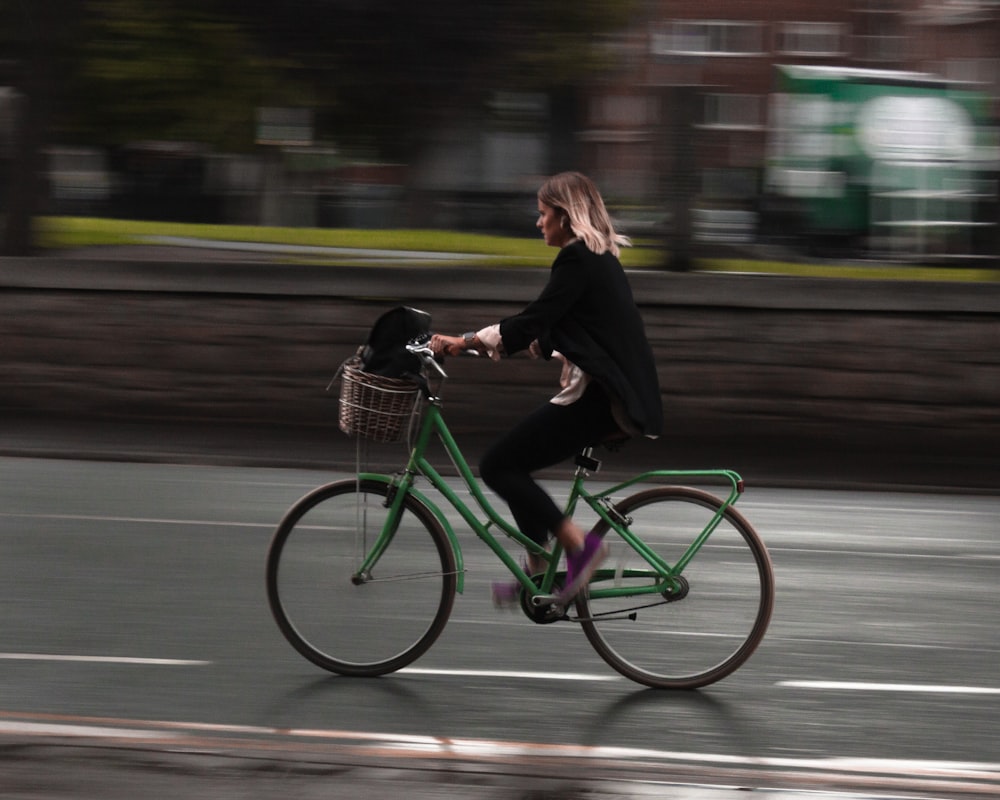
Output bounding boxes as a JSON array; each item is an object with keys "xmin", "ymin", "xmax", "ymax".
[{"xmin": 1, "ymin": 258, "xmax": 998, "ymax": 454}]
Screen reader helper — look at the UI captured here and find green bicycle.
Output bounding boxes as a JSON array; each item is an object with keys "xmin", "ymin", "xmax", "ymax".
[{"xmin": 266, "ymin": 339, "xmax": 774, "ymax": 689}]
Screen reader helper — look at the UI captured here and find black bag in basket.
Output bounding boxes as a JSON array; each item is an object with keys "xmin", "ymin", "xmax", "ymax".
[{"xmin": 358, "ymin": 306, "xmax": 431, "ymax": 379}]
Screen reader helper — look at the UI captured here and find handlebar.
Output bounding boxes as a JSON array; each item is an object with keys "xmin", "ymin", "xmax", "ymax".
[
  {"xmin": 406, "ymin": 337, "xmax": 448, "ymax": 379},
  {"xmin": 406, "ymin": 333, "xmax": 481, "ymax": 381}
]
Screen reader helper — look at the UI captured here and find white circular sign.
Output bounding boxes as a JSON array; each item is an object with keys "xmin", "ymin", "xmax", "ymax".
[{"xmin": 856, "ymin": 95, "xmax": 974, "ymax": 161}]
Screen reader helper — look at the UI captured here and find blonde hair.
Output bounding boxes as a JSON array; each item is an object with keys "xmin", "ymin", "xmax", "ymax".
[{"xmin": 537, "ymin": 172, "xmax": 631, "ymax": 258}]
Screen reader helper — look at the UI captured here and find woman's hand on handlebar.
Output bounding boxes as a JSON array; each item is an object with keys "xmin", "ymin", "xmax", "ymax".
[{"xmin": 430, "ymin": 333, "xmax": 467, "ymax": 357}]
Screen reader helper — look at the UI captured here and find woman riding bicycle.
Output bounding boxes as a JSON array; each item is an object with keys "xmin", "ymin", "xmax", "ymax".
[{"xmin": 430, "ymin": 171, "xmax": 663, "ymax": 605}]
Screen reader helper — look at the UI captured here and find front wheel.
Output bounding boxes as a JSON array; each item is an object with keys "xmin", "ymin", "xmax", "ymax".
[
  {"xmin": 577, "ymin": 486, "xmax": 774, "ymax": 689},
  {"xmin": 266, "ymin": 478, "xmax": 457, "ymax": 676}
]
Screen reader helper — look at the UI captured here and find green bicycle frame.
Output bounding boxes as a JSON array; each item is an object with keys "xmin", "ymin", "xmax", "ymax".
[{"xmin": 354, "ymin": 392, "xmax": 745, "ymax": 606}]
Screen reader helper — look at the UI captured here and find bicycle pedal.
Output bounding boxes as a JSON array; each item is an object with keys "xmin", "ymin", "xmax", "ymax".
[{"xmin": 529, "ymin": 593, "xmax": 562, "ymax": 608}]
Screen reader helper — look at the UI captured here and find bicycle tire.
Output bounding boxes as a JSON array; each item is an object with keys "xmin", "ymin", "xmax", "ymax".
[
  {"xmin": 266, "ymin": 478, "xmax": 457, "ymax": 676},
  {"xmin": 577, "ymin": 486, "xmax": 774, "ymax": 689}
]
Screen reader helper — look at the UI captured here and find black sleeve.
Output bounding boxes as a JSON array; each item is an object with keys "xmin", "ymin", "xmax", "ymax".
[{"xmin": 498, "ymin": 247, "xmax": 588, "ymax": 356}]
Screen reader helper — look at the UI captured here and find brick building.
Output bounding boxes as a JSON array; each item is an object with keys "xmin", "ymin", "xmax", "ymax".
[{"xmin": 580, "ymin": 0, "xmax": 999, "ymax": 257}]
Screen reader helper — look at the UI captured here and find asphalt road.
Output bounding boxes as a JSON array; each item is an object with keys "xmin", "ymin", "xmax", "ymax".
[{"xmin": 1, "ymin": 451, "xmax": 998, "ymax": 799}]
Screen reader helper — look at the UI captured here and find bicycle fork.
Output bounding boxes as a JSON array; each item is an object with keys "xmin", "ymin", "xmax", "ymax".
[{"xmin": 349, "ymin": 472, "xmax": 414, "ymax": 585}]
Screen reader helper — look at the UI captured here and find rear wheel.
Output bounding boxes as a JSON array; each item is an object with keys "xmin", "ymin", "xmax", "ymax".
[
  {"xmin": 266, "ymin": 478, "xmax": 456, "ymax": 675},
  {"xmin": 577, "ymin": 486, "xmax": 774, "ymax": 688}
]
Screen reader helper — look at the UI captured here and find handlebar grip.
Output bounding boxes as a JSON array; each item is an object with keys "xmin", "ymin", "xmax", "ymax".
[{"xmin": 406, "ymin": 336, "xmax": 448, "ymax": 378}]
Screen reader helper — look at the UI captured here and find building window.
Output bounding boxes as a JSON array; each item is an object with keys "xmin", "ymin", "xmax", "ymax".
[
  {"xmin": 936, "ymin": 58, "xmax": 1000, "ymax": 94},
  {"xmin": 854, "ymin": 32, "xmax": 906, "ymax": 62},
  {"xmin": 652, "ymin": 20, "xmax": 765, "ymax": 57},
  {"xmin": 916, "ymin": 1, "xmax": 1000, "ymax": 24},
  {"xmin": 701, "ymin": 94, "xmax": 764, "ymax": 130},
  {"xmin": 852, "ymin": 13, "xmax": 906, "ymax": 62},
  {"xmin": 590, "ymin": 95, "xmax": 657, "ymax": 128},
  {"xmin": 852, "ymin": 0, "xmax": 902, "ymax": 11},
  {"xmin": 777, "ymin": 22, "xmax": 847, "ymax": 56}
]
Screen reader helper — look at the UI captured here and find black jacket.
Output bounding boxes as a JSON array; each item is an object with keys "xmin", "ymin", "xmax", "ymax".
[{"xmin": 498, "ymin": 240, "xmax": 663, "ymax": 437}]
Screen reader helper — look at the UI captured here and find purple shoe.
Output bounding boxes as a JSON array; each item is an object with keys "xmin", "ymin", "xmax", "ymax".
[
  {"xmin": 491, "ymin": 580, "xmax": 520, "ymax": 609},
  {"xmin": 561, "ymin": 532, "xmax": 609, "ymax": 602},
  {"xmin": 491, "ymin": 555, "xmax": 547, "ymax": 609}
]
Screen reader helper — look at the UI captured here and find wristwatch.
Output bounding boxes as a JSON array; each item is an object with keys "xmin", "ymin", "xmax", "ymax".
[{"xmin": 462, "ymin": 331, "xmax": 476, "ymax": 348}]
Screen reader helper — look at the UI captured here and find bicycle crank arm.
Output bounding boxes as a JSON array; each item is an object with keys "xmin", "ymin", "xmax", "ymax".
[{"xmin": 529, "ymin": 593, "xmax": 563, "ymax": 608}]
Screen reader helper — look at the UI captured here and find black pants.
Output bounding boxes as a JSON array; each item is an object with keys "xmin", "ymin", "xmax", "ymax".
[{"xmin": 479, "ymin": 382, "xmax": 621, "ymax": 546}]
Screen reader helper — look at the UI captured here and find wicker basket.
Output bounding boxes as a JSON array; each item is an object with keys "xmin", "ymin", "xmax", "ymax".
[{"xmin": 337, "ymin": 357, "xmax": 420, "ymax": 443}]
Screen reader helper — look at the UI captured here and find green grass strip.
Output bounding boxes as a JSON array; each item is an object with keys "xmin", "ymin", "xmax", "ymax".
[
  {"xmin": 36, "ymin": 216, "xmax": 664, "ymax": 268},
  {"xmin": 35, "ymin": 217, "xmax": 997, "ymax": 280},
  {"xmin": 701, "ymin": 257, "xmax": 1000, "ymax": 283}
]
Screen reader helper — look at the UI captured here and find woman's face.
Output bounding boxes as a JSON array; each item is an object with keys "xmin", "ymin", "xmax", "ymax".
[{"xmin": 537, "ymin": 200, "xmax": 572, "ymax": 248}]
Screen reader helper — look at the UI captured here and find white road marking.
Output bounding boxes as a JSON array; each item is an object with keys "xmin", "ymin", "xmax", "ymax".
[
  {"xmin": 0, "ymin": 721, "xmax": 183, "ymax": 739},
  {"xmin": 780, "ymin": 680, "xmax": 1000, "ymax": 695},
  {"xmin": 400, "ymin": 667, "xmax": 620, "ymax": 681},
  {"xmin": 766, "ymin": 545, "xmax": 995, "ymax": 561},
  {"xmin": 0, "ymin": 511, "xmax": 270, "ymax": 528},
  {"xmin": 0, "ymin": 653, "xmax": 210, "ymax": 666}
]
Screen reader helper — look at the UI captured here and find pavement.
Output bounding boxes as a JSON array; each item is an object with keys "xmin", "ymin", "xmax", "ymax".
[
  {"xmin": 7, "ymin": 730, "xmax": 961, "ymax": 800},
  {"xmin": 2, "ymin": 415, "xmax": 995, "ymax": 799}
]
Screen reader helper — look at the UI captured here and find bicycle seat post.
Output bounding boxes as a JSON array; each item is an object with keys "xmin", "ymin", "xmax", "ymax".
[{"xmin": 574, "ymin": 446, "xmax": 601, "ymax": 476}]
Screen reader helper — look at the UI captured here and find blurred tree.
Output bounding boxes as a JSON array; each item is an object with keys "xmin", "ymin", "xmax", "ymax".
[
  {"xmin": 1, "ymin": 0, "xmax": 81, "ymax": 254},
  {"xmin": 1, "ymin": 0, "xmax": 300, "ymax": 252},
  {"xmin": 68, "ymin": 0, "xmax": 299, "ymax": 151},
  {"xmin": 2, "ymin": 0, "xmax": 636, "ymax": 251},
  {"xmin": 223, "ymin": 0, "xmax": 638, "ymax": 160}
]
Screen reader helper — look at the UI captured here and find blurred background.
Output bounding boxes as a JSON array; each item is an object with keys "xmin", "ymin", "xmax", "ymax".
[
  {"xmin": 1, "ymin": 0, "xmax": 998, "ymax": 264},
  {"xmin": 4, "ymin": 10, "xmax": 1000, "ymax": 797}
]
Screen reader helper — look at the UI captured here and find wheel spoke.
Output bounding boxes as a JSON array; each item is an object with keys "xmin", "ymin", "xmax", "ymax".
[
  {"xmin": 266, "ymin": 479, "xmax": 456, "ymax": 676},
  {"xmin": 578, "ymin": 487, "xmax": 774, "ymax": 689}
]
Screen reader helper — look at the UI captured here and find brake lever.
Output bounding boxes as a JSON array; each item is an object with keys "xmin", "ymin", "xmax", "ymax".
[{"xmin": 406, "ymin": 337, "xmax": 448, "ymax": 378}]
